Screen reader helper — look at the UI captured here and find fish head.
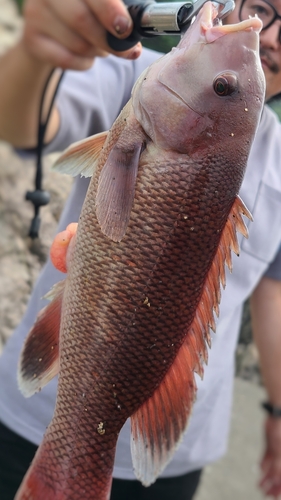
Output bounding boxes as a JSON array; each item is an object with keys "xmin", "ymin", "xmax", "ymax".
[{"xmin": 132, "ymin": 1, "xmax": 265, "ymax": 155}]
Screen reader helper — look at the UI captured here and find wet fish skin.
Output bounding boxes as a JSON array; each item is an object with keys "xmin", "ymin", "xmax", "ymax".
[{"xmin": 16, "ymin": 3, "xmax": 265, "ymax": 500}]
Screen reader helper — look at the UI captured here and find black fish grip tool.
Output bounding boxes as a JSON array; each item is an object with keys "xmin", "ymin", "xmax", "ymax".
[{"xmin": 107, "ymin": 0, "xmax": 235, "ymax": 51}]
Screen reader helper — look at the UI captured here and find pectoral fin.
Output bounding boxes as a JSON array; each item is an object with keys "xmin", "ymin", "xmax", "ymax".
[
  {"xmin": 96, "ymin": 127, "xmax": 145, "ymax": 242},
  {"xmin": 53, "ymin": 131, "xmax": 108, "ymax": 177}
]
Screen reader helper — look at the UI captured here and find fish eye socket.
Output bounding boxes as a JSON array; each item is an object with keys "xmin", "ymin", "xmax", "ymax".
[{"xmin": 213, "ymin": 74, "xmax": 238, "ymax": 97}]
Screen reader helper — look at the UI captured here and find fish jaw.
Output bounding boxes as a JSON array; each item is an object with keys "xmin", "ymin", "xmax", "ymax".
[
  {"xmin": 204, "ymin": 17, "xmax": 263, "ymax": 42},
  {"xmin": 180, "ymin": 1, "xmax": 263, "ymax": 45},
  {"xmin": 132, "ymin": 2, "xmax": 265, "ymax": 154}
]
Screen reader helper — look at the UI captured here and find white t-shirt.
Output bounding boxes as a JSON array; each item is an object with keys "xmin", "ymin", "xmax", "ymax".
[{"xmin": 0, "ymin": 49, "xmax": 281, "ymax": 479}]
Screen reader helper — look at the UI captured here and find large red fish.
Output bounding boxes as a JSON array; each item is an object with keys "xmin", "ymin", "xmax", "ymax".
[{"xmin": 16, "ymin": 3, "xmax": 265, "ymax": 499}]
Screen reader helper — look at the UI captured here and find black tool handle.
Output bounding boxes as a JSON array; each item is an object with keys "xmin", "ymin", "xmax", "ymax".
[{"xmin": 107, "ymin": 0, "xmax": 155, "ymax": 51}]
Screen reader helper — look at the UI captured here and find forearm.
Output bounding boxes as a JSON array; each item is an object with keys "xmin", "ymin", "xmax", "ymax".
[
  {"xmin": 0, "ymin": 41, "xmax": 59, "ymax": 148},
  {"xmin": 250, "ymin": 276, "xmax": 281, "ymax": 406},
  {"xmin": 0, "ymin": 0, "xmax": 139, "ymax": 149}
]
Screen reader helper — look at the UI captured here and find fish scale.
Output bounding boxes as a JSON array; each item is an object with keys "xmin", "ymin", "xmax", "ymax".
[{"xmin": 43, "ymin": 153, "xmax": 235, "ymax": 464}]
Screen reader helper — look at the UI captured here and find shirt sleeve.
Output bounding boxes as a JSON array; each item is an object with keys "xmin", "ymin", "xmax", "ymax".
[{"xmin": 264, "ymin": 245, "xmax": 281, "ymax": 280}]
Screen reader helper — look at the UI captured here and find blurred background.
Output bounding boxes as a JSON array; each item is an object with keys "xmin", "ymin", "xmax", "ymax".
[{"xmin": 0, "ymin": 0, "xmax": 279, "ymax": 498}]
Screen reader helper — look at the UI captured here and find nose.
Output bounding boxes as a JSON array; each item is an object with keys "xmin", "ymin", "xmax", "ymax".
[{"xmin": 260, "ymin": 20, "xmax": 281, "ymax": 50}]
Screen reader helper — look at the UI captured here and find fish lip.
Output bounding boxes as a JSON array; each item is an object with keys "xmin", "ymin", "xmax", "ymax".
[
  {"xmin": 208, "ymin": 16, "xmax": 263, "ymax": 34},
  {"xmin": 202, "ymin": 16, "xmax": 263, "ymax": 44},
  {"xmin": 196, "ymin": 2, "xmax": 263, "ymax": 43}
]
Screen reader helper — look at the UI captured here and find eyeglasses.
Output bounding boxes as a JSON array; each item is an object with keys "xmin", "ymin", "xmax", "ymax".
[{"xmin": 239, "ymin": 0, "xmax": 281, "ymax": 43}]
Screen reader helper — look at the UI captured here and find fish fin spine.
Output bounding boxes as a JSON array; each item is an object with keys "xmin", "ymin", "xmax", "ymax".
[
  {"xmin": 194, "ymin": 194, "xmax": 252, "ymax": 348},
  {"xmin": 230, "ymin": 194, "xmax": 252, "ymax": 238},
  {"xmin": 193, "ymin": 194, "xmax": 251, "ymax": 345}
]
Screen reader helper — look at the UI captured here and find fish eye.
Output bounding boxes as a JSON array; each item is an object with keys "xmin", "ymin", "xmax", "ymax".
[{"xmin": 213, "ymin": 73, "xmax": 238, "ymax": 97}]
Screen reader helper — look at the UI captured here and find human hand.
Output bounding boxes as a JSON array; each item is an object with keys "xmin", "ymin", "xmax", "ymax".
[
  {"xmin": 259, "ymin": 416, "xmax": 281, "ymax": 498},
  {"xmin": 21, "ymin": 0, "xmax": 142, "ymax": 70}
]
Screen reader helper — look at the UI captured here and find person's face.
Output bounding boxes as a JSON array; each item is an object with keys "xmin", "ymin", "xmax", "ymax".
[{"xmin": 226, "ymin": 0, "xmax": 281, "ymax": 100}]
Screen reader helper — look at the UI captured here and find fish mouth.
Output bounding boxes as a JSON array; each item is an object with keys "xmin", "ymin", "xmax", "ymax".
[{"xmin": 200, "ymin": 1, "xmax": 263, "ymax": 43}]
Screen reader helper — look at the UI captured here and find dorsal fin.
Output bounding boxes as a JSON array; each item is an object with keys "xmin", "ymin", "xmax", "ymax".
[
  {"xmin": 53, "ymin": 131, "xmax": 108, "ymax": 177},
  {"xmin": 130, "ymin": 195, "xmax": 252, "ymax": 485},
  {"xmin": 18, "ymin": 280, "xmax": 65, "ymax": 397}
]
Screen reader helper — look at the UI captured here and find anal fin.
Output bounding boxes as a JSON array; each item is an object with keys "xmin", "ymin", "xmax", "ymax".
[{"xmin": 131, "ymin": 342, "xmax": 197, "ymax": 486}]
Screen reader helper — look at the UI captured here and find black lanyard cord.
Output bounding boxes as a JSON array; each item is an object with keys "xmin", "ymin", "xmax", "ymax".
[{"xmin": 26, "ymin": 68, "xmax": 65, "ymax": 239}]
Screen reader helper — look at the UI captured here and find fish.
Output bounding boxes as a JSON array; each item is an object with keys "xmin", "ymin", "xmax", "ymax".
[{"xmin": 15, "ymin": 3, "xmax": 265, "ymax": 499}]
